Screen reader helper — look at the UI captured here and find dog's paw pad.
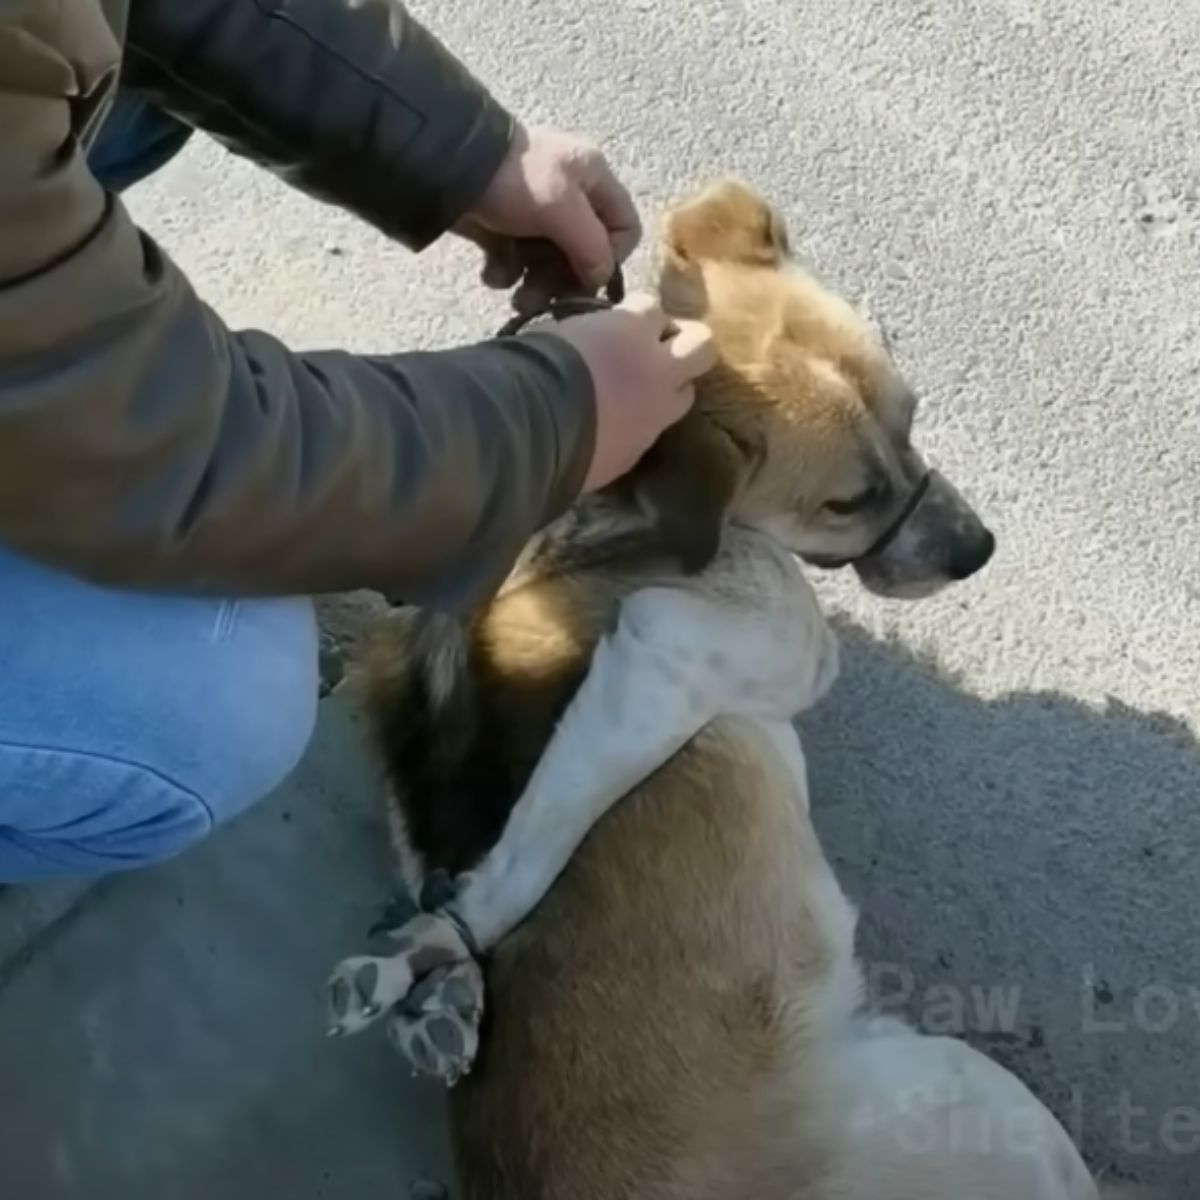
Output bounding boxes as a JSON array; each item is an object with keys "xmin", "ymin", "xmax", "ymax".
[
  {"xmin": 326, "ymin": 953, "xmax": 413, "ymax": 1037},
  {"xmin": 387, "ymin": 960, "xmax": 484, "ymax": 1085},
  {"xmin": 388, "ymin": 1011, "xmax": 479, "ymax": 1086},
  {"xmin": 326, "ymin": 910, "xmax": 477, "ymax": 1042},
  {"xmin": 354, "ymin": 961, "xmax": 380, "ymax": 1005}
]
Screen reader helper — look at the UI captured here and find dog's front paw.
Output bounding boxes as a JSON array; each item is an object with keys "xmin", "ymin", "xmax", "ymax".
[
  {"xmin": 327, "ymin": 953, "xmax": 415, "ymax": 1037},
  {"xmin": 326, "ymin": 912, "xmax": 474, "ymax": 1042},
  {"xmin": 387, "ymin": 958, "xmax": 485, "ymax": 1086}
]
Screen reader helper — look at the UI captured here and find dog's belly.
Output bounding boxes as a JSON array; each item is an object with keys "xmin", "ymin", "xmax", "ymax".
[{"xmin": 447, "ymin": 717, "xmax": 853, "ymax": 1199}]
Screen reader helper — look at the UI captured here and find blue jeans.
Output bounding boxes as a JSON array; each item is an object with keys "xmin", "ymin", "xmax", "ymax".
[{"xmin": 0, "ymin": 92, "xmax": 318, "ymax": 881}]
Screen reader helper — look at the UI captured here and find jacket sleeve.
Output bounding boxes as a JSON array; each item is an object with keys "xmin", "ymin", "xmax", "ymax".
[
  {"xmin": 0, "ymin": 3, "xmax": 595, "ymax": 610},
  {"xmin": 123, "ymin": 0, "xmax": 515, "ymax": 250}
]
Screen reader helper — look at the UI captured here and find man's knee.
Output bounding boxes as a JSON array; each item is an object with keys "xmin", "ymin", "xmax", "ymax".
[
  {"xmin": 0, "ymin": 685, "xmax": 318, "ymax": 880},
  {"xmin": 182, "ymin": 661, "xmax": 320, "ymax": 833},
  {"xmin": 111, "ymin": 594, "xmax": 320, "ymax": 854},
  {"xmin": 0, "ymin": 594, "xmax": 319, "ymax": 881},
  {"xmin": 155, "ymin": 672, "xmax": 321, "ymax": 853}
]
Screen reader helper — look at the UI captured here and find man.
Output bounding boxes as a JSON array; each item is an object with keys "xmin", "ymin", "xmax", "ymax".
[{"xmin": 0, "ymin": 1, "xmax": 714, "ymax": 881}]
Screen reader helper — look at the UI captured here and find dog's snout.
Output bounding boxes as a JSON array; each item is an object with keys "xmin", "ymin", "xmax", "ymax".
[{"xmin": 946, "ymin": 529, "xmax": 995, "ymax": 581}]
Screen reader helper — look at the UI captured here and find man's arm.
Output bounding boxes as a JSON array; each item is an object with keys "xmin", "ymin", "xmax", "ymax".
[
  {"xmin": 123, "ymin": 0, "xmax": 515, "ymax": 251},
  {"xmin": 0, "ymin": 4, "xmax": 593, "ymax": 607}
]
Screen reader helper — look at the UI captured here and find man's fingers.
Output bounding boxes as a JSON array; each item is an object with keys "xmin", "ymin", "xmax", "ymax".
[
  {"xmin": 480, "ymin": 246, "xmax": 522, "ymax": 290},
  {"xmin": 585, "ymin": 162, "xmax": 642, "ymax": 265},
  {"xmin": 453, "ymin": 220, "xmax": 522, "ymax": 291},
  {"xmin": 615, "ymin": 300, "xmax": 713, "ymax": 385},
  {"xmin": 619, "ymin": 291, "xmax": 659, "ymax": 315},
  {"xmin": 543, "ymin": 189, "xmax": 616, "ymax": 291},
  {"xmin": 664, "ymin": 320, "xmax": 717, "ymax": 384}
]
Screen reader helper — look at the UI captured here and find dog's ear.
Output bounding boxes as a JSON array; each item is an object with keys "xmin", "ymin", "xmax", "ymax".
[
  {"xmin": 664, "ymin": 178, "xmax": 790, "ymax": 270},
  {"xmin": 628, "ymin": 413, "xmax": 745, "ymax": 574}
]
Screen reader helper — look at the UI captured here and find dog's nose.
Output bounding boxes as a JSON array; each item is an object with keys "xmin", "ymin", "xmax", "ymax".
[{"xmin": 947, "ymin": 529, "xmax": 996, "ymax": 580}]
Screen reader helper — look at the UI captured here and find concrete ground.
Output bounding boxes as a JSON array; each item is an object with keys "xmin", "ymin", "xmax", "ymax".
[{"xmin": 2, "ymin": 0, "xmax": 1198, "ymax": 1195}]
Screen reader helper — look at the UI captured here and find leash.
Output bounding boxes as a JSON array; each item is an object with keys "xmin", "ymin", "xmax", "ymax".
[
  {"xmin": 495, "ymin": 266, "xmax": 626, "ymax": 337},
  {"xmin": 852, "ymin": 470, "xmax": 932, "ymax": 563}
]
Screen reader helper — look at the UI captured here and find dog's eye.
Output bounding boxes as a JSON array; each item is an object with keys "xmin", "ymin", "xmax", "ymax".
[{"xmin": 824, "ymin": 487, "xmax": 878, "ymax": 516}]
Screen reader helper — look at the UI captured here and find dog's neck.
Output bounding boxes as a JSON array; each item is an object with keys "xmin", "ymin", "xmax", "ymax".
[
  {"xmin": 494, "ymin": 491, "xmax": 831, "ymax": 697},
  {"xmin": 501, "ymin": 492, "xmax": 685, "ymax": 600}
]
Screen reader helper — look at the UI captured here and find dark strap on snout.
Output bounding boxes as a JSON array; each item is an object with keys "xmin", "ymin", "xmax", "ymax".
[
  {"xmin": 818, "ymin": 471, "xmax": 933, "ymax": 570},
  {"xmin": 860, "ymin": 471, "xmax": 931, "ymax": 561}
]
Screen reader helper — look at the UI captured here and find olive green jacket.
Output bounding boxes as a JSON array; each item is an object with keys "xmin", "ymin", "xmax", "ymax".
[{"xmin": 0, "ymin": 0, "xmax": 595, "ymax": 609}]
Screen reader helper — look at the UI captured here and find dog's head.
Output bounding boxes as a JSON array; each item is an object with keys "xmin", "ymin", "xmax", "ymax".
[{"xmin": 632, "ymin": 179, "xmax": 994, "ymax": 599}]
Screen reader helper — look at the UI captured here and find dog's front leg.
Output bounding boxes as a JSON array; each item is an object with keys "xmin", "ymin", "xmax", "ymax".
[
  {"xmin": 449, "ymin": 587, "xmax": 726, "ymax": 947},
  {"xmin": 324, "ymin": 586, "xmax": 722, "ymax": 1071},
  {"xmin": 451, "ymin": 540, "xmax": 840, "ymax": 948}
]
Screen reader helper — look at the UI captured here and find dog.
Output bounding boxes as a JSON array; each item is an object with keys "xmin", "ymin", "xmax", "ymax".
[
  {"xmin": 330, "ymin": 517, "xmax": 842, "ymax": 1076},
  {"xmin": 335, "ymin": 180, "xmax": 1110, "ymax": 1197}
]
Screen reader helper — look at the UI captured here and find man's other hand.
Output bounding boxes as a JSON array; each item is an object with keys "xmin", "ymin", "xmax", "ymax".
[{"xmin": 548, "ymin": 294, "xmax": 716, "ymax": 493}]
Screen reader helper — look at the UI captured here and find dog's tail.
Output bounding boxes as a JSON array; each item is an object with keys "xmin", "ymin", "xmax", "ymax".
[
  {"xmin": 360, "ymin": 607, "xmax": 479, "ymax": 779},
  {"xmin": 407, "ymin": 610, "xmax": 479, "ymax": 767},
  {"xmin": 358, "ymin": 606, "xmax": 525, "ymax": 876}
]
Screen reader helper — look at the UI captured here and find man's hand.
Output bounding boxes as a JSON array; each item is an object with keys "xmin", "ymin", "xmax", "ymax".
[
  {"xmin": 459, "ymin": 125, "xmax": 641, "ymax": 295},
  {"xmin": 459, "ymin": 125, "xmax": 715, "ymax": 493},
  {"xmin": 547, "ymin": 294, "xmax": 716, "ymax": 493}
]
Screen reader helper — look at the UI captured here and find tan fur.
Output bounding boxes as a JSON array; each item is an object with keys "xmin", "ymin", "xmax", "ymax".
[
  {"xmin": 360, "ymin": 182, "xmax": 1048, "ymax": 1198},
  {"xmin": 442, "ymin": 696, "xmax": 879, "ymax": 1197},
  {"xmin": 448, "ymin": 719, "xmax": 843, "ymax": 1199},
  {"xmin": 624, "ymin": 179, "xmax": 924, "ymax": 576}
]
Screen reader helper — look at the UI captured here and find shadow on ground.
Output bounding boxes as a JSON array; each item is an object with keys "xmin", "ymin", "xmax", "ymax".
[{"xmin": 803, "ymin": 617, "xmax": 1200, "ymax": 1195}]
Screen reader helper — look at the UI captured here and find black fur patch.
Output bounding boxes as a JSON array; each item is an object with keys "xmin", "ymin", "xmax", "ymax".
[{"xmin": 370, "ymin": 614, "xmax": 587, "ymax": 877}]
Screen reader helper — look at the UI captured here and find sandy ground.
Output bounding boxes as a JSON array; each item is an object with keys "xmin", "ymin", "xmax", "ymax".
[{"xmin": 2, "ymin": 1, "xmax": 1198, "ymax": 1195}]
